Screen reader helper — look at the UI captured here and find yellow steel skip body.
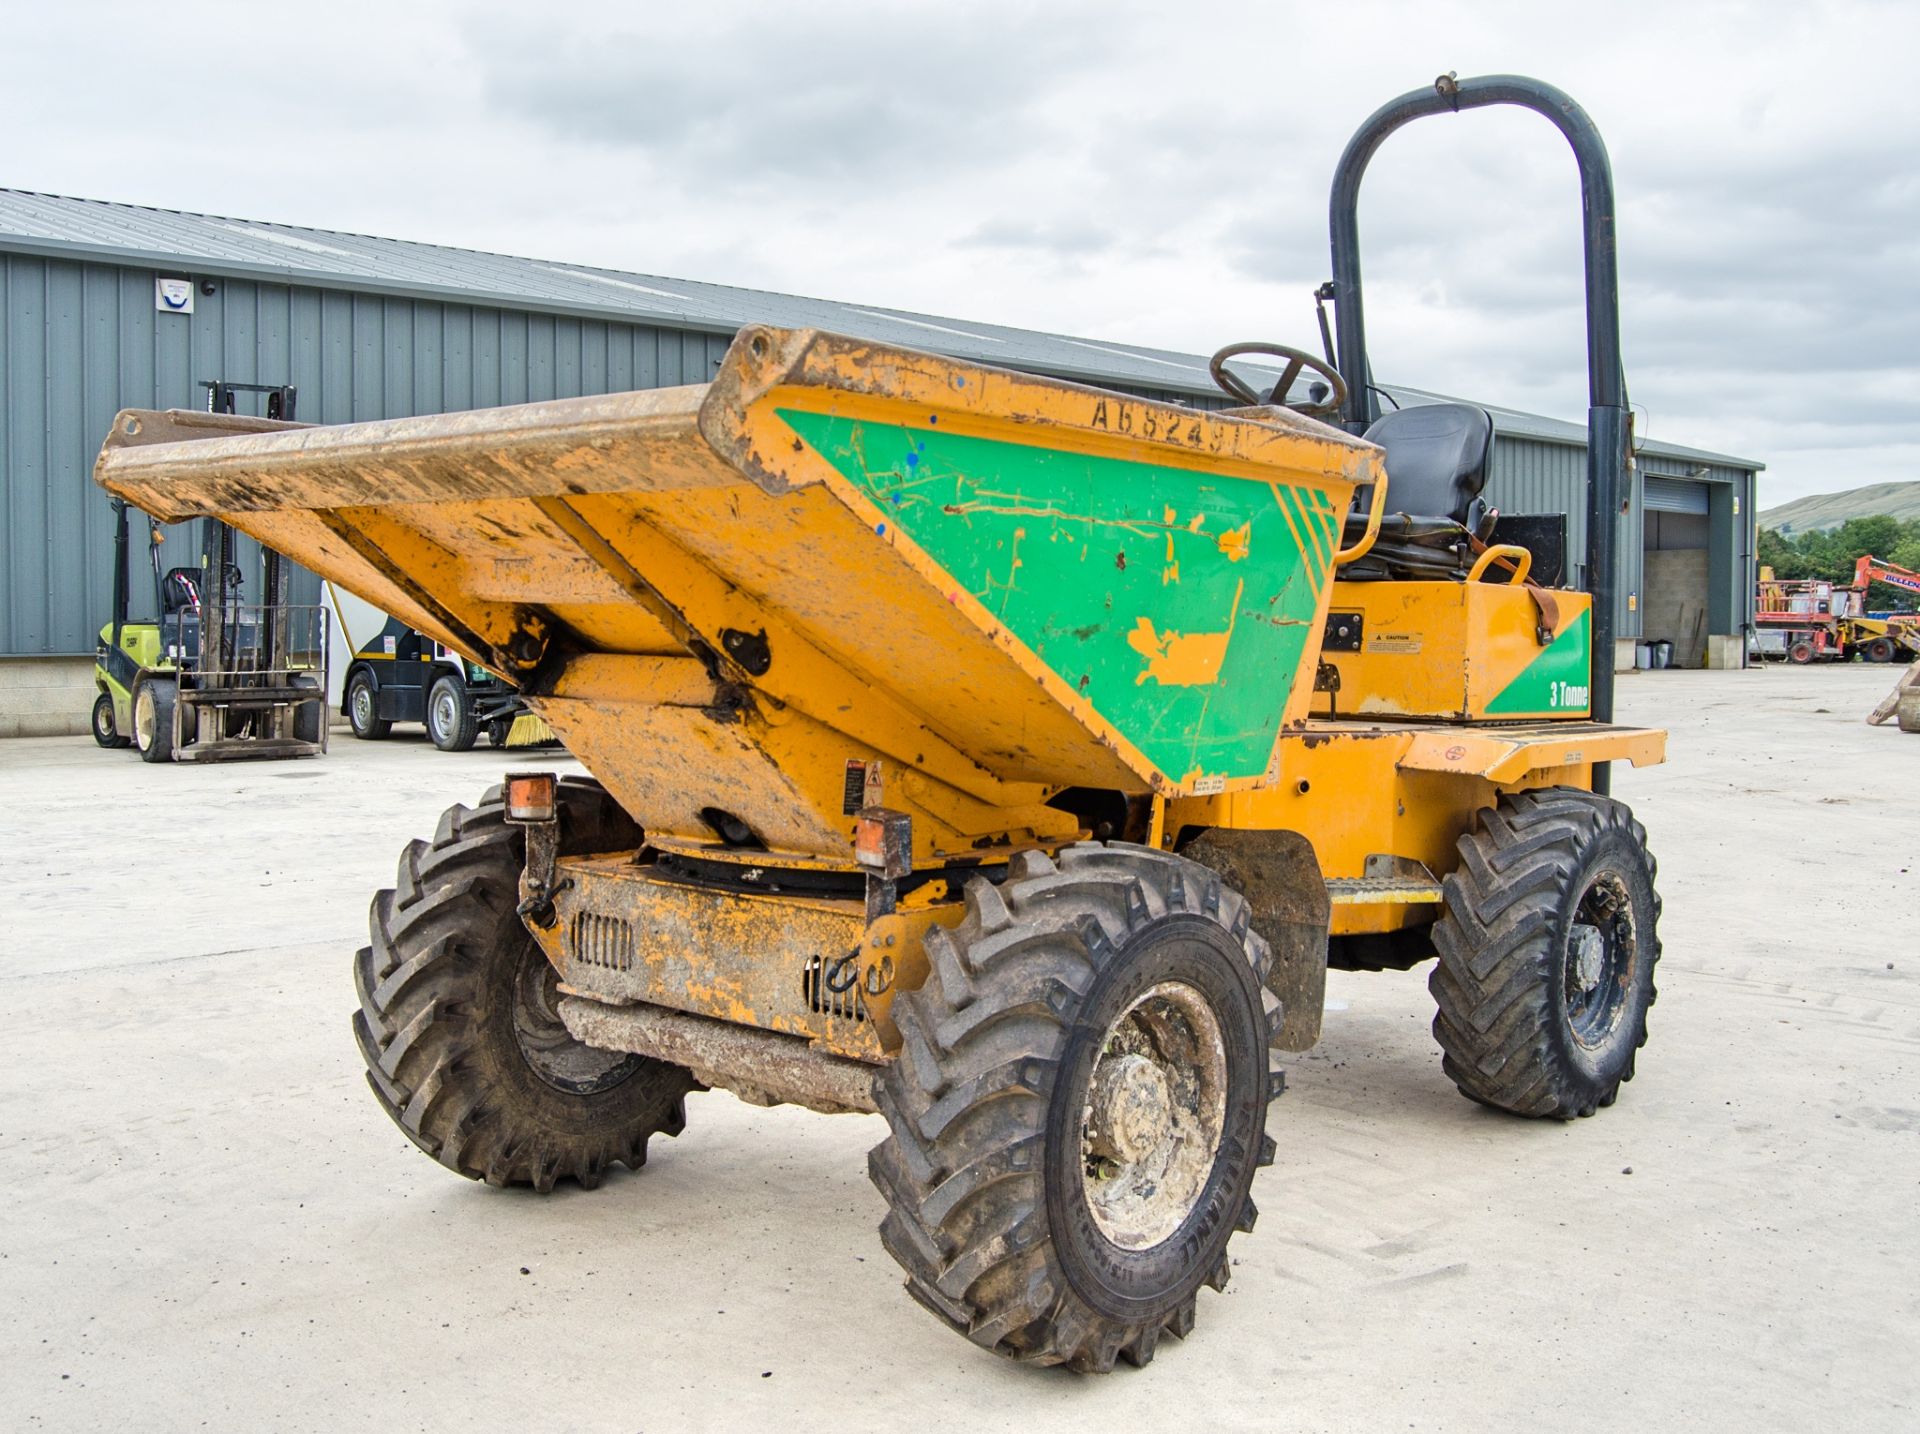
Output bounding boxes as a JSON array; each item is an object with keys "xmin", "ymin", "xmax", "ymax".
[{"xmin": 94, "ymin": 326, "xmax": 1665, "ymax": 1057}]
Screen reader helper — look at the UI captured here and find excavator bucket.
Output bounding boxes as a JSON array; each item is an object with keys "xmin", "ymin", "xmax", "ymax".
[{"xmin": 96, "ymin": 327, "xmax": 1372, "ymax": 858}]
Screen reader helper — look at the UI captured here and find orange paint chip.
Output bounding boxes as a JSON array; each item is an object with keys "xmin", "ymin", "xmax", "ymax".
[{"xmin": 1126, "ymin": 580, "xmax": 1245, "ymax": 687}]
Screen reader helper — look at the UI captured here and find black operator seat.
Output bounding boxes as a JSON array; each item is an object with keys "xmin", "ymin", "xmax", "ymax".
[
  {"xmin": 1342, "ymin": 403, "xmax": 1496, "ymax": 580},
  {"xmin": 160, "ymin": 567, "xmax": 202, "ymax": 613}
]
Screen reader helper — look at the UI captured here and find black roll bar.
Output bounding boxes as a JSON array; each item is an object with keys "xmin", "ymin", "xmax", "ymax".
[{"xmin": 1326, "ymin": 73, "xmax": 1629, "ymax": 792}]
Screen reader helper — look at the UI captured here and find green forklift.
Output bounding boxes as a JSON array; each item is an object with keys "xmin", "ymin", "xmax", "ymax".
[{"xmin": 91, "ymin": 383, "xmax": 330, "ymax": 763}]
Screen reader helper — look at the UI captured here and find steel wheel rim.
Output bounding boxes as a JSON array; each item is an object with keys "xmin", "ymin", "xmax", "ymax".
[
  {"xmin": 509, "ymin": 944, "xmax": 642, "ymax": 1096},
  {"xmin": 133, "ymin": 687, "xmax": 155, "ymax": 750},
  {"xmin": 94, "ymin": 697, "xmax": 114, "ymax": 741},
  {"xmin": 429, "ymin": 687, "xmax": 457, "ymax": 742},
  {"xmin": 1564, "ymin": 871, "xmax": 1636, "ymax": 1047},
  {"xmin": 351, "ymin": 682, "xmax": 375, "ymax": 731},
  {"xmin": 1081, "ymin": 979, "xmax": 1228, "ymax": 1251}
]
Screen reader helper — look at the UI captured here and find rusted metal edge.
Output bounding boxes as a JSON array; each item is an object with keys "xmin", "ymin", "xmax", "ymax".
[
  {"xmin": 310, "ymin": 510, "xmax": 497, "ymax": 663},
  {"xmin": 558, "ymin": 996, "xmax": 881, "ymax": 1115},
  {"xmin": 1395, "ymin": 722, "xmax": 1666, "ymax": 782},
  {"xmin": 102, "ymin": 408, "xmax": 309, "ymax": 448},
  {"xmin": 93, "ymin": 386, "xmax": 710, "ymax": 520},
  {"xmin": 694, "ymin": 325, "xmax": 1383, "ymax": 499}
]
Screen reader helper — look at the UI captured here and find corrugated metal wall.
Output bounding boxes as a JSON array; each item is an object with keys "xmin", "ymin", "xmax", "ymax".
[
  {"xmin": 1, "ymin": 253, "xmax": 1212, "ymax": 658},
  {"xmin": 1487, "ymin": 433, "xmax": 1759, "ymax": 641},
  {"xmin": 2, "ymin": 252, "xmax": 751, "ymax": 655},
  {"xmin": 3, "ymin": 248, "xmax": 1758, "ymax": 657}
]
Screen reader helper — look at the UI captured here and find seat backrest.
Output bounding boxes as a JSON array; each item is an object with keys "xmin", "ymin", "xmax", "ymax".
[
  {"xmin": 1361, "ymin": 403, "xmax": 1493, "ymax": 525},
  {"xmin": 161, "ymin": 567, "xmax": 201, "ymax": 613}
]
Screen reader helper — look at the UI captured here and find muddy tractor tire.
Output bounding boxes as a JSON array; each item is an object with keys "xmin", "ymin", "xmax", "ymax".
[
  {"xmin": 352, "ymin": 778, "xmax": 698, "ymax": 1191},
  {"xmin": 869, "ymin": 844, "xmax": 1280, "ymax": 1372},
  {"xmin": 1430, "ymin": 788, "xmax": 1661, "ymax": 1119}
]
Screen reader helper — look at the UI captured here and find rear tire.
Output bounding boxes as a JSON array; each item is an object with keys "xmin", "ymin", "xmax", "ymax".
[
  {"xmin": 92, "ymin": 692, "xmax": 130, "ymax": 749},
  {"xmin": 1430, "ymin": 788, "xmax": 1660, "ymax": 1119},
  {"xmin": 133, "ymin": 678, "xmax": 177, "ymax": 763},
  {"xmin": 1865, "ymin": 637, "xmax": 1896, "ymax": 664},
  {"xmin": 352, "ymin": 778, "xmax": 697, "ymax": 1191},
  {"xmin": 347, "ymin": 668, "xmax": 390, "ymax": 740},
  {"xmin": 868, "ymin": 844, "xmax": 1280, "ymax": 1371},
  {"xmin": 1787, "ymin": 639, "xmax": 1816, "ymax": 665},
  {"xmin": 428, "ymin": 674, "xmax": 479, "ymax": 752}
]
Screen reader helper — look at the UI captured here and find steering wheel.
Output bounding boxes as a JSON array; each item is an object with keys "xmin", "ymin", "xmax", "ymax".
[{"xmin": 1208, "ymin": 342, "xmax": 1349, "ymax": 420}]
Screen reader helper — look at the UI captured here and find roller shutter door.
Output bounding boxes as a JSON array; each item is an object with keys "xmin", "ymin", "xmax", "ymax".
[{"xmin": 1644, "ymin": 476, "xmax": 1709, "ymax": 514}]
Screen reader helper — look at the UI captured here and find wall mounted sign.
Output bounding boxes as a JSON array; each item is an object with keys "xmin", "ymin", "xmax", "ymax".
[{"xmin": 155, "ymin": 277, "xmax": 195, "ymax": 314}]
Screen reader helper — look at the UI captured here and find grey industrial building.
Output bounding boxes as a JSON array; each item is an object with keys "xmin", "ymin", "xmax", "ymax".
[{"xmin": 0, "ymin": 189, "xmax": 1762, "ymax": 735}]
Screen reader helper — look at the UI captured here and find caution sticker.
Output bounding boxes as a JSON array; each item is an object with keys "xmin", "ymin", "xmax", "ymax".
[{"xmin": 1367, "ymin": 633, "xmax": 1421, "ymax": 654}]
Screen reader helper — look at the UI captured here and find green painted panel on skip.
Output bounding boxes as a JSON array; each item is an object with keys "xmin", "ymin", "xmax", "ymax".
[
  {"xmin": 776, "ymin": 408, "xmax": 1336, "ymax": 781},
  {"xmin": 1486, "ymin": 610, "xmax": 1593, "ymax": 715}
]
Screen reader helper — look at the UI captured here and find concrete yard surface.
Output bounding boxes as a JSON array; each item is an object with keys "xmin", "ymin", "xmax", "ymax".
[{"xmin": 2, "ymin": 667, "xmax": 1916, "ymax": 1431}]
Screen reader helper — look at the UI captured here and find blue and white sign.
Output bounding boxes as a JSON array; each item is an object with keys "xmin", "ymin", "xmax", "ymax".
[{"xmin": 155, "ymin": 277, "xmax": 195, "ymax": 314}]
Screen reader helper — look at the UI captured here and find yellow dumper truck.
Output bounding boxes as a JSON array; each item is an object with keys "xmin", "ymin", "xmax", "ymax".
[{"xmin": 94, "ymin": 74, "xmax": 1665, "ymax": 1371}]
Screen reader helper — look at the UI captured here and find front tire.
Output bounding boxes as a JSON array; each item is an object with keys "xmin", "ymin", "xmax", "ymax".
[
  {"xmin": 1787, "ymin": 639, "xmax": 1815, "ymax": 665},
  {"xmin": 292, "ymin": 673, "xmax": 325, "ymax": 745},
  {"xmin": 133, "ymin": 678, "xmax": 177, "ymax": 763},
  {"xmin": 352, "ymin": 778, "xmax": 698, "ymax": 1191},
  {"xmin": 427, "ymin": 674, "xmax": 479, "ymax": 752},
  {"xmin": 1429, "ymin": 788, "xmax": 1661, "ymax": 1119},
  {"xmin": 869, "ymin": 844, "xmax": 1280, "ymax": 1372}
]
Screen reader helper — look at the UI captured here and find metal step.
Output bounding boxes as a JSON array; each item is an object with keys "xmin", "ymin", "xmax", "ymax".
[{"xmin": 1325, "ymin": 875, "xmax": 1445, "ymax": 905}]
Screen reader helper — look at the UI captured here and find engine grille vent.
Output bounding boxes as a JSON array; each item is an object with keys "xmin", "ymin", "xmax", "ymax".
[
  {"xmin": 802, "ymin": 953, "xmax": 867, "ymax": 1020},
  {"xmin": 570, "ymin": 912, "xmax": 635, "ymax": 973}
]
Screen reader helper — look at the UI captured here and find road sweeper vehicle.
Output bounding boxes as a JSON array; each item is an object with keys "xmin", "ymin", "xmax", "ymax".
[{"xmin": 93, "ymin": 74, "xmax": 1666, "ymax": 1372}]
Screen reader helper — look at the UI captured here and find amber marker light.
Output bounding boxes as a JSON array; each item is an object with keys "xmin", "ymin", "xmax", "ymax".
[{"xmin": 504, "ymin": 771, "xmax": 557, "ymax": 824}]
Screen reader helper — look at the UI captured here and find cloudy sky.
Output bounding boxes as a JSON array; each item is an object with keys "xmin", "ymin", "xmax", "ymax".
[{"xmin": 10, "ymin": 1, "xmax": 1916, "ymax": 504}]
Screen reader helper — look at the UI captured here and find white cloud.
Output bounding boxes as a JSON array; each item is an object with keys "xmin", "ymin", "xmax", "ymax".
[{"xmin": 4, "ymin": 0, "xmax": 1914, "ymax": 503}]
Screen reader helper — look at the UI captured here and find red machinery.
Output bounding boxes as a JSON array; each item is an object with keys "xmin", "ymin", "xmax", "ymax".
[
  {"xmin": 1757, "ymin": 560, "xmax": 1920, "ymax": 664},
  {"xmin": 1855, "ymin": 553, "xmax": 1920, "ymax": 599}
]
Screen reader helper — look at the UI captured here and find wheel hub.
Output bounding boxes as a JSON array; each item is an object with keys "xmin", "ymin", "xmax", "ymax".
[
  {"xmin": 1563, "ymin": 872, "xmax": 1637, "ymax": 1048},
  {"xmin": 510, "ymin": 947, "xmax": 642, "ymax": 1096},
  {"xmin": 1569, "ymin": 924, "xmax": 1606, "ymax": 993},
  {"xmin": 1081, "ymin": 980, "xmax": 1228, "ymax": 1251},
  {"xmin": 1087, "ymin": 1053, "xmax": 1173, "ymax": 1164}
]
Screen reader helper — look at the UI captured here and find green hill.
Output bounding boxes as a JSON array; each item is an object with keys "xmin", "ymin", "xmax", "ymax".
[{"xmin": 1760, "ymin": 481, "xmax": 1920, "ymax": 534}]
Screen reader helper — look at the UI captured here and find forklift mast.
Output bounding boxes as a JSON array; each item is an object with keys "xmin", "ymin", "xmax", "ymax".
[{"xmin": 199, "ymin": 382, "xmax": 299, "ymax": 679}]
